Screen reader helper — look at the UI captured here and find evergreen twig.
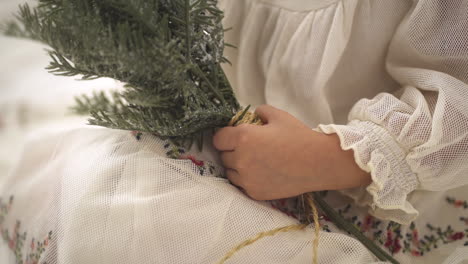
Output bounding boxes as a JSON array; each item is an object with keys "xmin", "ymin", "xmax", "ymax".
[{"xmin": 3, "ymin": 0, "xmax": 239, "ymax": 148}]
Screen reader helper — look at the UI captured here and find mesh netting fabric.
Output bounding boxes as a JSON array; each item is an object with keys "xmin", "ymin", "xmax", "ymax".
[
  {"xmin": 2, "ymin": 0, "xmax": 468, "ymax": 263},
  {"xmin": 0, "ymin": 127, "xmax": 382, "ymax": 264},
  {"xmin": 318, "ymin": 0, "xmax": 468, "ymax": 225}
]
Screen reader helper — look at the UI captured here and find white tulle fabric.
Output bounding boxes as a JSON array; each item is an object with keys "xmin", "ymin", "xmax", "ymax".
[
  {"xmin": 220, "ymin": 0, "xmax": 468, "ymax": 225},
  {"xmin": 1, "ymin": 0, "xmax": 468, "ymax": 263},
  {"xmin": 0, "ymin": 127, "xmax": 383, "ymax": 264}
]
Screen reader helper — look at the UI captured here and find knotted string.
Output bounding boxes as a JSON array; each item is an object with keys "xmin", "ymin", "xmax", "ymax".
[{"xmin": 227, "ymin": 106, "xmax": 263, "ymax": 126}]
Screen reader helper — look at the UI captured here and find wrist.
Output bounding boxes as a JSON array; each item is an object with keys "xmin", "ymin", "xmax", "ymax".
[{"xmin": 312, "ymin": 131, "xmax": 371, "ymax": 191}]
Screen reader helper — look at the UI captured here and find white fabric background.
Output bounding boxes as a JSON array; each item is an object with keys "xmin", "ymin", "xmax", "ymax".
[
  {"xmin": 1, "ymin": 0, "xmax": 468, "ymax": 263},
  {"xmin": 0, "ymin": 0, "xmax": 119, "ymax": 178}
]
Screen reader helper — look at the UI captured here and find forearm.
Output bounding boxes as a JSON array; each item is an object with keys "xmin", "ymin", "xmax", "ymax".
[{"xmin": 309, "ymin": 132, "xmax": 371, "ymax": 191}]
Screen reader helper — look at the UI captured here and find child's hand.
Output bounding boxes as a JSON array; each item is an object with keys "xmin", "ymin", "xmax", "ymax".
[{"xmin": 213, "ymin": 105, "xmax": 371, "ymax": 200}]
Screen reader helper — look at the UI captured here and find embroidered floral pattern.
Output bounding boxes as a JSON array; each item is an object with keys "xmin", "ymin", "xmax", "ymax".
[
  {"xmin": 336, "ymin": 202, "xmax": 468, "ymax": 257},
  {"xmin": 446, "ymin": 197, "xmax": 468, "ymax": 209},
  {"xmin": 459, "ymin": 217, "xmax": 468, "ymax": 225},
  {"xmin": 0, "ymin": 196, "xmax": 53, "ymax": 264},
  {"xmin": 131, "ymin": 130, "xmax": 143, "ymax": 141},
  {"xmin": 128, "ymin": 131, "xmax": 224, "ymax": 177},
  {"xmin": 163, "ymin": 142, "xmax": 186, "ymax": 159},
  {"xmin": 267, "ymin": 195, "xmax": 468, "ymax": 256},
  {"xmin": 163, "ymin": 141, "xmax": 223, "ymax": 178},
  {"xmin": 446, "ymin": 196, "xmax": 468, "ymax": 228}
]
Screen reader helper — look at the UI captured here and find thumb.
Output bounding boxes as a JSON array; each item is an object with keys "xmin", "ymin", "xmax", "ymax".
[{"xmin": 254, "ymin": 104, "xmax": 283, "ymax": 124}]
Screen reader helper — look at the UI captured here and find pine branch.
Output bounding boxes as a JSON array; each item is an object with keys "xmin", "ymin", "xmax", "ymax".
[{"xmin": 3, "ymin": 0, "xmax": 239, "ymax": 148}]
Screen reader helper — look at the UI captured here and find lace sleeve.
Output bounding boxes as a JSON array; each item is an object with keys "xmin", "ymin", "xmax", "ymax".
[{"xmin": 319, "ymin": 0, "xmax": 468, "ymax": 224}]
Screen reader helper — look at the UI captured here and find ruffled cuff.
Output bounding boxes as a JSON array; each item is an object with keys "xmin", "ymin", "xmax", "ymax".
[{"xmin": 318, "ymin": 120, "xmax": 420, "ymax": 225}]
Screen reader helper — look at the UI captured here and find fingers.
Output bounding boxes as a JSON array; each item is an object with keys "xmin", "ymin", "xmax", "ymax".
[
  {"xmin": 226, "ymin": 168, "xmax": 243, "ymax": 188},
  {"xmin": 222, "ymin": 152, "xmax": 246, "ymax": 189},
  {"xmin": 254, "ymin": 104, "xmax": 282, "ymax": 124},
  {"xmin": 214, "ymin": 104, "xmax": 281, "ymax": 150},
  {"xmin": 220, "ymin": 151, "xmax": 238, "ymax": 169},
  {"xmin": 222, "ymin": 153, "xmax": 265, "ymax": 200},
  {"xmin": 213, "ymin": 127, "xmax": 239, "ymax": 151}
]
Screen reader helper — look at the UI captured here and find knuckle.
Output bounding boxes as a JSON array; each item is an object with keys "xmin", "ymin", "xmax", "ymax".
[
  {"xmin": 212, "ymin": 135, "xmax": 221, "ymax": 149},
  {"xmin": 241, "ymin": 178, "xmax": 255, "ymax": 191},
  {"xmin": 236, "ymin": 123, "xmax": 252, "ymax": 132},
  {"xmin": 237, "ymin": 133, "xmax": 250, "ymax": 145},
  {"xmin": 236, "ymin": 174, "xmax": 250, "ymax": 186},
  {"xmin": 235, "ymin": 157, "xmax": 251, "ymax": 171},
  {"xmin": 235, "ymin": 177, "xmax": 249, "ymax": 189},
  {"xmin": 227, "ymin": 172, "xmax": 238, "ymax": 183},
  {"xmin": 234, "ymin": 160, "xmax": 244, "ymax": 170},
  {"xmin": 237, "ymin": 123, "xmax": 249, "ymax": 128},
  {"xmin": 212, "ymin": 129, "xmax": 226, "ymax": 148},
  {"xmin": 238, "ymin": 177, "xmax": 248, "ymax": 187},
  {"xmin": 234, "ymin": 158, "xmax": 244, "ymax": 169},
  {"xmin": 220, "ymin": 152, "xmax": 229, "ymax": 164}
]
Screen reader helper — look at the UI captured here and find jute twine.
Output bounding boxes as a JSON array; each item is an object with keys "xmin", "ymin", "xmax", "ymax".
[
  {"xmin": 217, "ymin": 109, "xmax": 320, "ymax": 264},
  {"xmin": 227, "ymin": 108, "xmax": 263, "ymax": 126}
]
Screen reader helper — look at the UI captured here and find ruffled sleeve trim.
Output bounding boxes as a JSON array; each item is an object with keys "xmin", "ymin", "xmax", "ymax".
[{"xmin": 318, "ymin": 120, "xmax": 420, "ymax": 224}]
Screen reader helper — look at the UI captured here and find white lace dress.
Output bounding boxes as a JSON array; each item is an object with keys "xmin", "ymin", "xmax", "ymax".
[{"xmin": 1, "ymin": 0, "xmax": 467, "ymax": 263}]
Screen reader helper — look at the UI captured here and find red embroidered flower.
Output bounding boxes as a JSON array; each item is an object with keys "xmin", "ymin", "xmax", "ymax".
[
  {"xmin": 8, "ymin": 238, "xmax": 15, "ymax": 249},
  {"xmin": 1, "ymin": 196, "xmax": 54, "ymax": 263},
  {"xmin": 454, "ymin": 200, "xmax": 464, "ymax": 208},
  {"xmin": 412, "ymin": 230, "xmax": 420, "ymax": 247},
  {"xmin": 450, "ymin": 232, "xmax": 464, "ymax": 241},
  {"xmin": 362, "ymin": 215, "xmax": 373, "ymax": 231},
  {"xmin": 384, "ymin": 230, "xmax": 393, "ymax": 248},
  {"xmin": 131, "ymin": 131, "xmax": 142, "ymax": 140},
  {"xmin": 411, "ymin": 250, "xmax": 421, "ymax": 256},
  {"xmin": 393, "ymin": 238, "xmax": 402, "ymax": 254},
  {"xmin": 181, "ymin": 155, "xmax": 204, "ymax": 167}
]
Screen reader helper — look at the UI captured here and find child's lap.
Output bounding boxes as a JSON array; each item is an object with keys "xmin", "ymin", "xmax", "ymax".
[{"xmin": 0, "ymin": 126, "xmax": 327, "ymax": 263}]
